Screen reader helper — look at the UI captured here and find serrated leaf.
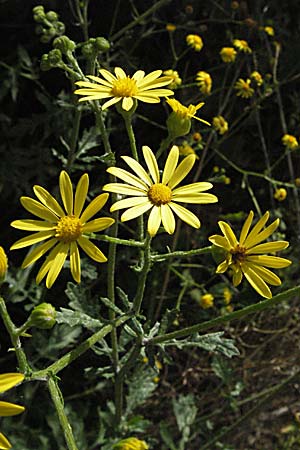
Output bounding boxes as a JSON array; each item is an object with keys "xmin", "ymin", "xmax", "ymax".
[
  {"xmin": 172, "ymin": 394, "xmax": 197, "ymax": 433},
  {"xmin": 57, "ymin": 308, "xmax": 102, "ymax": 329}
]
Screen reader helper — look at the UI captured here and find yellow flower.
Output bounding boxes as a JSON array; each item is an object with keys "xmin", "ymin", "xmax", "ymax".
[
  {"xmin": 282, "ymin": 134, "xmax": 298, "ymax": 150},
  {"xmin": 212, "ymin": 115, "xmax": 228, "ymax": 135},
  {"xmin": 186, "ymin": 34, "xmax": 203, "ymax": 51},
  {"xmin": 209, "ymin": 211, "xmax": 291, "ymax": 298},
  {"xmin": 234, "ymin": 78, "xmax": 254, "ymax": 98},
  {"xmin": 274, "ymin": 188, "xmax": 287, "ymax": 202},
  {"xmin": 220, "ymin": 47, "xmax": 237, "ymax": 63},
  {"xmin": 74, "ymin": 67, "xmax": 174, "ymax": 111},
  {"xmin": 0, "ymin": 373, "xmax": 25, "ymax": 450},
  {"xmin": 166, "ymin": 98, "xmax": 210, "ymax": 125},
  {"xmin": 200, "ymin": 293, "xmax": 214, "ymax": 309},
  {"xmin": 163, "ymin": 69, "xmax": 182, "ymax": 89},
  {"xmin": 233, "ymin": 39, "xmax": 252, "ymax": 53},
  {"xmin": 264, "ymin": 26, "xmax": 274, "ymax": 36},
  {"xmin": 0, "ymin": 247, "xmax": 8, "ymax": 283},
  {"xmin": 196, "ymin": 71, "xmax": 212, "ymax": 95},
  {"xmin": 250, "ymin": 71, "xmax": 263, "ymax": 86},
  {"xmin": 10, "ymin": 171, "xmax": 114, "ymax": 288},
  {"xmin": 223, "ymin": 287, "xmax": 232, "ymax": 305},
  {"xmin": 178, "ymin": 142, "xmax": 199, "ymax": 159},
  {"xmin": 113, "ymin": 437, "xmax": 149, "ymax": 450},
  {"xmin": 166, "ymin": 23, "xmax": 176, "ymax": 32},
  {"xmin": 103, "ymin": 145, "xmax": 218, "ymax": 237}
]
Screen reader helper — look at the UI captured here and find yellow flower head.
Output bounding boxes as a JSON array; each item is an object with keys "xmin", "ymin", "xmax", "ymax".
[
  {"xmin": 163, "ymin": 69, "xmax": 182, "ymax": 89},
  {"xmin": 0, "ymin": 247, "xmax": 8, "ymax": 283},
  {"xmin": 274, "ymin": 188, "xmax": 287, "ymax": 202},
  {"xmin": 178, "ymin": 142, "xmax": 199, "ymax": 159},
  {"xmin": 186, "ymin": 34, "xmax": 203, "ymax": 51},
  {"xmin": 264, "ymin": 26, "xmax": 274, "ymax": 36},
  {"xmin": 166, "ymin": 23, "xmax": 176, "ymax": 32},
  {"xmin": 113, "ymin": 437, "xmax": 149, "ymax": 450},
  {"xmin": 166, "ymin": 98, "xmax": 210, "ymax": 124},
  {"xmin": 10, "ymin": 171, "xmax": 114, "ymax": 288},
  {"xmin": 103, "ymin": 145, "xmax": 218, "ymax": 237},
  {"xmin": 282, "ymin": 134, "xmax": 298, "ymax": 150},
  {"xmin": 220, "ymin": 47, "xmax": 237, "ymax": 63},
  {"xmin": 196, "ymin": 71, "xmax": 212, "ymax": 95},
  {"xmin": 234, "ymin": 78, "xmax": 254, "ymax": 98},
  {"xmin": 212, "ymin": 115, "xmax": 229, "ymax": 135},
  {"xmin": 223, "ymin": 287, "xmax": 232, "ymax": 305},
  {"xmin": 200, "ymin": 293, "xmax": 214, "ymax": 309},
  {"xmin": 250, "ymin": 71, "xmax": 263, "ymax": 86},
  {"xmin": 0, "ymin": 373, "xmax": 25, "ymax": 450},
  {"xmin": 74, "ymin": 67, "xmax": 174, "ymax": 111},
  {"xmin": 209, "ymin": 211, "xmax": 291, "ymax": 298},
  {"xmin": 233, "ymin": 39, "xmax": 252, "ymax": 53}
]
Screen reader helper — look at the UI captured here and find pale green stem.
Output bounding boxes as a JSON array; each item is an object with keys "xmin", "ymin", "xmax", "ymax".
[
  {"xmin": 95, "ymin": 234, "xmax": 144, "ymax": 247},
  {"xmin": 133, "ymin": 234, "xmax": 152, "ymax": 314},
  {"xmin": 146, "ymin": 286, "xmax": 300, "ymax": 346},
  {"xmin": 66, "ymin": 108, "xmax": 82, "ymax": 170},
  {"xmin": 47, "ymin": 376, "xmax": 78, "ymax": 450},
  {"xmin": 0, "ymin": 296, "xmax": 30, "ymax": 374},
  {"xmin": 151, "ymin": 245, "xmax": 212, "ymax": 262}
]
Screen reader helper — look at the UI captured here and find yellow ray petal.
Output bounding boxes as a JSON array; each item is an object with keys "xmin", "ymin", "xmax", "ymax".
[
  {"xmin": 46, "ymin": 243, "xmax": 69, "ymax": 288},
  {"xmin": 103, "ymin": 183, "xmax": 146, "ymax": 196},
  {"xmin": 168, "ymin": 154, "xmax": 196, "ymax": 189},
  {"xmin": 134, "ymin": 95, "xmax": 160, "ymax": 104},
  {"xmin": 216, "ymin": 259, "xmax": 229, "ymax": 273},
  {"xmin": 136, "ymin": 70, "xmax": 162, "ymax": 87},
  {"xmin": 122, "ymin": 97, "xmax": 134, "ymax": 111},
  {"xmin": 218, "ymin": 221, "xmax": 238, "ymax": 248},
  {"xmin": 0, "ymin": 374, "xmax": 24, "ymax": 394},
  {"xmin": 162, "ymin": 145, "xmax": 179, "ymax": 185},
  {"xmin": 36, "ymin": 245, "xmax": 60, "ymax": 285},
  {"xmin": 21, "ymin": 238, "xmax": 57, "ymax": 268},
  {"xmin": 99, "ymin": 68, "xmax": 117, "ymax": 83},
  {"xmin": 10, "ymin": 220, "xmax": 56, "ymax": 231},
  {"xmin": 77, "ymin": 236, "xmax": 107, "ymax": 262},
  {"xmin": 70, "ymin": 242, "xmax": 81, "ymax": 283},
  {"xmin": 20, "ymin": 197, "xmax": 58, "ymax": 222},
  {"xmin": 74, "ymin": 173, "xmax": 89, "ymax": 217},
  {"xmin": 83, "ymin": 218, "xmax": 115, "ymax": 233},
  {"xmin": 77, "ymin": 93, "xmax": 112, "ymax": 102},
  {"xmin": 209, "ymin": 234, "xmax": 231, "ymax": 250},
  {"xmin": 33, "ymin": 185, "xmax": 65, "ymax": 217},
  {"xmin": 147, "ymin": 206, "xmax": 162, "ymax": 236},
  {"xmin": 106, "ymin": 167, "xmax": 148, "ymax": 190},
  {"xmin": 121, "ymin": 202, "xmax": 152, "ymax": 222},
  {"xmin": 110, "ymin": 197, "xmax": 149, "ymax": 212},
  {"xmin": 132, "ymin": 69, "xmax": 145, "ymax": 82},
  {"xmin": 239, "ymin": 211, "xmax": 254, "ymax": 245},
  {"xmin": 10, "ymin": 231, "xmax": 56, "ymax": 250},
  {"xmin": 59, "ymin": 171, "xmax": 73, "ymax": 215},
  {"xmin": 244, "ymin": 218, "xmax": 280, "ymax": 248},
  {"xmin": 142, "ymin": 146, "xmax": 160, "ymax": 184},
  {"xmin": 242, "ymin": 264, "xmax": 272, "ymax": 298},
  {"xmin": 172, "ymin": 193, "xmax": 218, "ymax": 203},
  {"xmin": 246, "ymin": 241, "xmax": 289, "ymax": 254},
  {"xmin": 0, "ymin": 401, "xmax": 25, "ymax": 417},
  {"xmin": 246, "ymin": 255, "xmax": 291, "ymax": 268},
  {"xmin": 101, "ymin": 96, "xmax": 121, "ymax": 110},
  {"xmin": 232, "ymin": 269, "xmax": 243, "ymax": 286},
  {"xmin": 243, "ymin": 211, "xmax": 270, "ymax": 247},
  {"xmin": 169, "ymin": 202, "xmax": 200, "ymax": 228},
  {"xmin": 172, "ymin": 182, "xmax": 213, "ymax": 195},
  {"xmin": 80, "ymin": 193, "xmax": 109, "ymax": 223},
  {"xmin": 246, "ymin": 262, "xmax": 281, "ymax": 286},
  {"xmin": 161, "ymin": 204, "xmax": 176, "ymax": 234},
  {"xmin": 114, "ymin": 67, "xmax": 127, "ymax": 79},
  {"xmin": 121, "ymin": 156, "xmax": 152, "ymax": 186},
  {"xmin": 0, "ymin": 432, "xmax": 11, "ymax": 449}
]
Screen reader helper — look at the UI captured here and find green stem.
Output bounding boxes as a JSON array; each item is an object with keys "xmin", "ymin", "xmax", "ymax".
[
  {"xmin": 32, "ymin": 315, "xmax": 130, "ymax": 379},
  {"xmin": 146, "ymin": 285, "xmax": 300, "ymax": 345},
  {"xmin": 0, "ymin": 297, "xmax": 30, "ymax": 374},
  {"xmin": 133, "ymin": 235, "xmax": 152, "ymax": 314},
  {"xmin": 95, "ymin": 234, "xmax": 144, "ymax": 247},
  {"xmin": 66, "ymin": 108, "xmax": 82, "ymax": 171},
  {"xmin": 94, "ymin": 104, "xmax": 113, "ymax": 157},
  {"xmin": 47, "ymin": 375, "xmax": 78, "ymax": 450},
  {"xmin": 151, "ymin": 245, "xmax": 212, "ymax": 262}
]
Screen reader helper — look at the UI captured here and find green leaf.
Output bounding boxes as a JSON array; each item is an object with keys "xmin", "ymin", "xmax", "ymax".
[
  {"xmin": 211, "ymin": 355, "xmax": 232, "ymax": 384},
  {"xmin": 159, "ymin": 422, "xmax": 177, "ymax": 450},
  {"xmin": 57, "ymin": 308, "xmax": 102, "ymax": 329}
]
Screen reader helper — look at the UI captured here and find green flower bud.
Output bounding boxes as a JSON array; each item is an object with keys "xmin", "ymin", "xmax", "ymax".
[
  {"xmin": 166, "ymin": 112, "xmax": 191, "ymax": 139},
  {"xmin": 48, "ymin": 48, "xmax": 63, "ymax": 66},
  {"xmin": 32, "ymin": 5, "xmax": 45, "ymax": 22},
  {"xmin": 40, "ymin": 54, "xmax": 51, "ymax": 71},
  {"xmin": 28, "ymin": 303, "xmax": 56, "ymax": 329},
  {"xmin": 53, "ymin": 36, "xmax": 76, "ymax": 54},
  {"xmin": 48, "ymin": 27, "xmax": 57, "ymax": 37},
  {"xmin": 81, "ymin": 42, "xmax": 95, "ymax": 58},
  {"xmin": 56, "ymin": 22, "xmax": 66, "ymax": 35},
  {"xmin": 40, "ymin": 34, "xmax": 52, "ymax": 44},
  {"xmin": 0, "ymin": 247, "xmax": 8, "ymax": 285},
  {"xmin": 95, "ymin": 37, "xmax": 110, "ymax": 52},
  {"xmin": 46, "ymin": 11, "xmax": 58, "ymax": 22}
]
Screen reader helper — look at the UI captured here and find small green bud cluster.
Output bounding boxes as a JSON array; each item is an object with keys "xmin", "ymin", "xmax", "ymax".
[
  {"xmin": 40, "ymin": 49, "xmax": 63, "ymax": 71},
  {"xmin": 81, "ymin": 37, "xmax": 110, "ymax": 58},
  {"xmin": 33, "ymin": 5, "xmax": 65, "ymax": 44}
]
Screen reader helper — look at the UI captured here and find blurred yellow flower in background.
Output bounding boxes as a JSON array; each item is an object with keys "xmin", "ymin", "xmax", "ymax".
[
  {"xmin": 234, "ymin": 78, "xmax": 254, "ymax": 98},
  {"xmin": 212, "ymin": 115, "xmax": 229, "ymax": 135},
  {"xmin": 282, "ymin": 134, "xmax": 298, "ymax": 150},
  {"xmin": 163, "ymin": 69, "xmax": 182, "ymax": 89},
  {"xmin": 274, "ymin": 188, "xmax": 287, "ymax": 201},
  {"xmin": 200, "ymin": 293, "xmax": 214, "ymax": 309},
  {"xmin": 186, "ymin": 34, "xmax": 203, "ymax": 51},
  {"xmin": 196, "ymin": 71, "xmax": 212, "ymax": 95},
  {"xmin": 220, "ymin": 47, "xmax": 237, "ymax": 63},
  {"xmin": 233, "ymin": 39, "xmax": 252, "ymax": 53}
]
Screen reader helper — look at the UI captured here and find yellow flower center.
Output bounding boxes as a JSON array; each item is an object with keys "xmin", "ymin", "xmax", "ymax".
[
  {"xmin": 148, "ymin": 183, "xmax": 172, "ymax": 206},
  {"xmin": 55, "ymin": 215, "xmax": 83, "ymax": 243},
  {"xmin": 230, "ymin": 245, "xmax": 246, "ymax": 264},
  {"xmin": 111, "ymin": 77, "xmax": 138, "ymax": 97}
]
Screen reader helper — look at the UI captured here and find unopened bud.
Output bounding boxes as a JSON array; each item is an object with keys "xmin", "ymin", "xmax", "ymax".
[
  {"xmin": 48, "ymin": 49, "xmax": 63, "ymax": 66},
  {"xmin": 28, "ymin": 303, "xmax": 56, "ymax": 329},
  {"xmin": 46, "ymin": 11, "xmax": 58, "ymax": 22},
  {"xmin": 95, "ymin": 37, "xmax": 110, "ymax": 52},
  {"xmin": 53, "ymin": 36, "xmax": 76, "ymax": 54},
  {"xmin": 166, "ymin": 112, "xmax": 191, "ymax": 139},
  {"xmin": 40, "ymin": 54, "xmax": 51, "ymax": 71}
]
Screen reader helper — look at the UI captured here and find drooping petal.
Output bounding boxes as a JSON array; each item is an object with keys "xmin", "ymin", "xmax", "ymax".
[
  {"xmin": 33, "ymin": 186, "xmax": 65, "ymax": 217},
  {"xmin": 239, "ymin": 211, "xmax": 254, "ymax": 245},
  {"xmin": 80, "ymin": 193, "xmax": 109, "ymax": 223},
  {"xmin": 0, "ymin": 432, "xmax": 11, "ymax": 449},
  {"xmin": 243, "ymin": 211, "xmax": 270, "ymax": 247},
  {"xmin": 218, "ymin": 221, "xmax": 238, "ymax": 248},
  {"xmin": 168, "ymin": 154, "xmax": 196, "ymax": 189},
  {"xmin": 110, "ymin": 197, "xmax": 149, "ymax": 212},
  {"xmin": 172, "ymin": 193, "xmax": 218, "ymax": 203},
  {"xmin": 10, "ymin": 231, "xmax": 56, "ymax": 250},
  {"xmin": 209, "ymin": 234, "xmax": 231, "ymax": 250},
  {"xmin": 77, "ymin": 236, "xmax": 107, "ymax": 262},
  {"xmin": 74, "ymin": 173, "xmax": 89, "ymax": 217},
  {"xmin": 101, "ymin": 96, "xmax": 121, "ymax": 110},
  {"xmin": 172, "ymin": 182, "xmax": 213, "ymax": 195},
  {"xmin": 161, "ymin": 204, "xmax": 176, "ymax": 234},
  {"xmin": 246, "ymin": 262, "xmax": 281, "ymax": 286},
  {"xmin": 246, "ymin": 241, "xmax": 289, "ymax": 254},
  {"xmin": 59, "ymin": 171, "xmax": 73, "ymax": 215},
  {"xmin": 122, "ymin": 97, "xmax": 134, "ymax": 111},
  {"xmin": 232, "ymin": 269, "xmax": 243, "ymax": 286},
  {"xmin": 147, "ymin": 206, "xmax": 162, "ymax": 236},
  {"xmin": 103, "ymin": 183, "xmax": 146, "ymax": 196},
  {"xmin": 246, "ymin": 255, "xmax": 291, "ymax": 268},
  {"xmin": 83, "ymin": 218, "xmax": 115, "ymax": 233},
  {"xmin": 0, "ymin": 374, "xmax": 24, "ymax": 394},
  {"xmin": 106, "ymin": 167, "xmax": 148, "ymax": 190},
  {"xmin": 169, "ymin": 202, "xmax": 200, "ymax": 228},
  {"xmin": 242, "ymin": 263, "xmax": 272, "ymax": 298},
  {"xmin": 21, "ymin": 238, "xmax": 57, "ymax": 268},
  {"xmin": 20, "ymin": 197, "xmax": 59, "ymax": 222},
  {"xmin": 121, "ymin": 202, "xmax": 152, "ymax": 222},
  {"xmin": 142, "ymin": 146, "xmax": 160, "ymax": 183},
  {"xmin": 10, "ymin": 220, "xmax": 56, "ymax": 232},
  {"xmin": 216, "ymin": 259, "xmax": 229, "ymax": 273},
  {"xmin": 77, "ymin": 93, "xmax": 113, "ymax": 102},
  {"xmin": 0, "ymin": 401, "xmax": 25, "ymax": 417},
  {"xmin": 162, "ymin": 145, "xmax": 179, "ymax": 185},
  {"xmin": 70, "ymin": 242, "xmax": 81, "ymax": 283},
  {"xmin": 121, "ymin": 156, "xmax": 152, "ymax": 186},
  {"xmin": 36, "ymin": 242, "xmax": 66, "ymax": 286},
  {"xmin": 46, "ymin": 243, "xmax": 69, "ymax": 288},
  {"xmin": 244, "ymin": 218, "xmax": 280, "ymax": 249}
]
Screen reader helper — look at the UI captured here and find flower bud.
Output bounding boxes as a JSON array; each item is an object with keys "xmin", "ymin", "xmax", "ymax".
[
  {"xmin": 53, "ymin": 36, "xmax": 76, "ymax": 54},
  {"xmin": 94, "ymin": 37, "xmax": 110, "ymax": 52},
  {"xmin": 46, "ymin": 11, "xmax": 58, "ymax": 22},
  {"xmin": 47, "ymin": 49, "xmax": 63, "ymax": 67},
  {"xmin": 32, "ymin": 5, "xmax": 45, "ymax": 22},
  {"xmin": 40, "ymin": 54, "xmax": 51, "ymax": 71},
  {"xmin": 81, "ymin": 42, "xmax": 94, "ymax": 58},
  {"xmin": 166, "ymin": 112, "xmax": 191, "ymax": 139},
  {"xmin": 28, "ymin": 303, "xmax": 56, "ymax": 329},
  {"xmin": 56, "ymin": 22, "xmax": 66, "ymax": 35},
  {"xmin": 113, "ymin": 437, "xmax": 149, "ymax": 450},
  {"xmin": 0, "ymin": 247, "xmax": 8, "ymax": 284}
]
